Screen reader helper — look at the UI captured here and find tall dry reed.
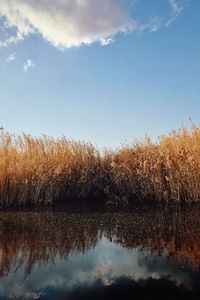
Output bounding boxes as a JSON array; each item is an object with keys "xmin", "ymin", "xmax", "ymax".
[
  {"xmin": 0, "ymin": 130, "xmax": 103, "ymax": 206},
  {"xmin": 109, "ymin": 124, "xmax": 200, "ymax": 203},
  {"xmin": 0, "ymin": 124, "xmax": 200, "ymax": 206}
]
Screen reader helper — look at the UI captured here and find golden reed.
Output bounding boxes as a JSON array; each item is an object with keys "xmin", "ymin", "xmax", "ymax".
[{"xmin": 0, "ymin": 124, "xmax": 200, "ymax": 206}]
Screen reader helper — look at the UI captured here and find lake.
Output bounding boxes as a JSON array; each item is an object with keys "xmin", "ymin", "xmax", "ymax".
[{"xmin": 0, "ymin": 206, "xmax": 200, "ymax": 299}]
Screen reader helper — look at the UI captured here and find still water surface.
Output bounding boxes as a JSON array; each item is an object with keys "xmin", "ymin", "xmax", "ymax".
[{"xmin": 0, "ymin": 206, "xmax": 200, "ymax": 299}]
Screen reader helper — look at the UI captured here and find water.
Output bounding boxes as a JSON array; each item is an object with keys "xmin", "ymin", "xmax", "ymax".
[{"xmin": 0, "ymin": 206, "xmax": 200, "ymax": 299}]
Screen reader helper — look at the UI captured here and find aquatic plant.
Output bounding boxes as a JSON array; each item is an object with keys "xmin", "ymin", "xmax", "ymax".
[{"xmin": 0, "ymin": 124, "xmax": 200, "ymax": 206}]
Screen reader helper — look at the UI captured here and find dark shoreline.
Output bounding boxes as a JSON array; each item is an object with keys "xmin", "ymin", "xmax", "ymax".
[{"xmin": 0, "ymin": 199, "xmax": 200, "ymax": 213}]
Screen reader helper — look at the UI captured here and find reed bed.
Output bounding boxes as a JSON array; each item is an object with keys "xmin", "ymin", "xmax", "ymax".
[{"xmin": 0, "ymin": 124, "xmax": 200, "ymax": 207}]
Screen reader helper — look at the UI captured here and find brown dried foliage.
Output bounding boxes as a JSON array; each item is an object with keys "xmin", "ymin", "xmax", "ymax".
[{"xmin": 0, "ymin": 124, "xmax": 200, "ymax": 206}]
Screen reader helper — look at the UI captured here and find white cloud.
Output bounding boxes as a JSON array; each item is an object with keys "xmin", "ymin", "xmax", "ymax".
[
  {"xmin": 0, "ymin": 0, "xmax": 190, "ymax": 50},
  {"xmin": 100, "ymin": 37, "xmax": 115, "ymax": 46},
  {"xmin": 6, "ymin": 51, "xmax": 16, "ymax": 62},
  {"xmin": 23, "ymin": 59, "xmax": 35, "ymax": 72},
  {"xmin": 0, "ymin": 0, "xmax": 134, "ymax": 50}
]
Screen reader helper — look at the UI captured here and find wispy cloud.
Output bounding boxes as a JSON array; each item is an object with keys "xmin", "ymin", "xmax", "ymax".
[
  {"xmin": 6, "ymin": 52, "xmax": 16, "ymax": 62},
  {"xmin": 166, "ymin": 0, "xmax": 185, "ymax": 26},
  {"xmin": 100, "ymin": 38, "xmax": 115, "ymax": 47},
  {"xmin": 0, "ymin": 0, "xmax": 190, "ymax": 50},
  {"xmin": 170, "ymin": 0, "xmax": 184, "ymax": 15},
  {"xmin": 23, "ymin": 59, "xmax": 35, "ymax": 72},
  {"xmin": 0, "ymin": 31, "xmax": 23, "ymax": 48}
]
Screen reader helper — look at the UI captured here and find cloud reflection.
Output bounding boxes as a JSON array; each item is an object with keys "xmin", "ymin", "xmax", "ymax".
[{"xmin": 0, "ymin": 208, "xmax": 200, "ymax": 299}]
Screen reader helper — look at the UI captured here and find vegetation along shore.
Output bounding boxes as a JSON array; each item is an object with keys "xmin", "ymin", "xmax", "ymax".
[{"xmin": 0, "ymin": 124, "xmax": 200, "ymax": 207}]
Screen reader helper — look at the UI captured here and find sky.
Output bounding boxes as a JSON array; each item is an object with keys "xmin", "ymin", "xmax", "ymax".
[{"xmin": 0, "ymin": 0, "xmax": 199, "ymax": 148}]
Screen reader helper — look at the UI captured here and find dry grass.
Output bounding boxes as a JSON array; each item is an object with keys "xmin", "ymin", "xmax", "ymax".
[
  {"xmin": 0, "ymin": 130, "xmax": 103, "ymax": 206},
  {"xmin": 0, "ymin": 124, "xmax": 200, "ymax": 206},
  {"xmin": 110, "ymin": 124, "xmax": 200, "ymax": 204}
]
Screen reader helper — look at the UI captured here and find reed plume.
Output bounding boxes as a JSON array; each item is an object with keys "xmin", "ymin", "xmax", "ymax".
[{"xmin": 0, "ymin": 124, "xmax": 200, "ymax": 206}]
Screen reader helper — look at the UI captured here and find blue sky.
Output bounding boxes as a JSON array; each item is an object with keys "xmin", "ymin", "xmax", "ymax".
[{"xmin": 0, "ymin": 0, "xmax": 199, "ymax": 148}]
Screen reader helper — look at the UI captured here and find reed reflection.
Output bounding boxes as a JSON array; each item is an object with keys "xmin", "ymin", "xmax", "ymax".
[{"xmin": 0, "ymin": 206, "xmax": 200, "ymax": 278}]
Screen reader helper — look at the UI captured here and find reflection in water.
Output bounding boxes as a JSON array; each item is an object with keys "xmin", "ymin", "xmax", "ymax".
[{"xmin": 0, "ymin": 207, "xmax": 200, "ymax": 299}]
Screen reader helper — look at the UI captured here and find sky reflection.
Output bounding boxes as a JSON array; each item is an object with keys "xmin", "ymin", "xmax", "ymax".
[{"xmin": 0, "ymin": 208, "xmax": 200, "ymax": 299}]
